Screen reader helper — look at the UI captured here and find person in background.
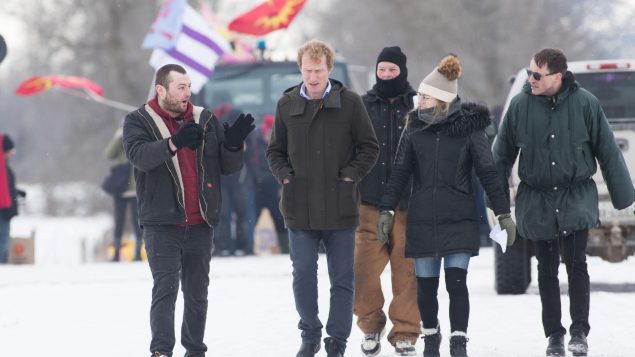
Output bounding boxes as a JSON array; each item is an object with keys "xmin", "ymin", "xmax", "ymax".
[
  {"xmin": 378, "ymin": 55, "xmax": 514, "ymax": 357},
  {"xmin": 212, "ymin": 103, "xmax": 253, "ymax": 256},
  {"xmin": 0, "ymin": 133, "xmax": 26, "ymax": 264},
  {"xmin": 104, "ymin": 126, "xmax": 142, "ymax": 261},
  {"xmin": 493, "ymin": 48, "xmax": 635, "ymax": 357},
  {"xmin": 267, "ymin": 39, "xmax": 379, "ymax": 357},
  {"xmin": 354, "ymin": 46, "xmax": 419, "ymax": 357},
  {"xmin": 252, "ymin": 114, "xmax": 288, "ymax": 253},
  {"xmin": 123, "ymin": 63, "xmax": 254, "ymax": 357}
]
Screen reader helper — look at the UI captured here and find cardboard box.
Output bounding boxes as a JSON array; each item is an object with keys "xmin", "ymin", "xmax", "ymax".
[{"xmin": 8, "ymin": 233, "xmax": 35, "ymax": 264}]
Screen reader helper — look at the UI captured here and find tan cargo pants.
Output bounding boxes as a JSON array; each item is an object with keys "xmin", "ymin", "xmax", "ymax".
[{"xmin": 353, "ymin": 204, "xmax": 420, "ymax": 345}]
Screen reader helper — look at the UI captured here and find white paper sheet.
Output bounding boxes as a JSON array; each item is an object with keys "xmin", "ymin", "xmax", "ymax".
[{"xmin": 489, "ymin": 224, "xmax": 508, "ymax": 253}]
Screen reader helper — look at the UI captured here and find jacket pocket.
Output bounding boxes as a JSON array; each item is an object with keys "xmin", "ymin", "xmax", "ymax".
[
  {"xmin": 203, "ymin": 133, "xmax": 220, "ymax": 157},
  {"xmin": 280, "ymin": 179, "xmax": 295, "ymax": 219},
  {"xmin": 575, "ymin": 141, "xmax": 594, "ymax": 177},
  {"xmin": 337, "ymin": 180, "xmax": 359, "ymax": 218},
  {"xmin": 202, "ymin": 178, "xmax": 220, "ymax": 221}
]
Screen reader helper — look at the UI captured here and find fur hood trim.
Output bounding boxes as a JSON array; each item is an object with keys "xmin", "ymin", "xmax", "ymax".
[
  {"xmin": 408, "ymin": 101, "xmax": 491, "ymax": 137},
  {"xmin": 441, "ymin": 102, "xmax": 491, "ymax": 137}
]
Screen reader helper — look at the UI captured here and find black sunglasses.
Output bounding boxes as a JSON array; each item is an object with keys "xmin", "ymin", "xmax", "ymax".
[{"xmin": 526, "ymin": 69, "xmax": 559, "ymax": 81}]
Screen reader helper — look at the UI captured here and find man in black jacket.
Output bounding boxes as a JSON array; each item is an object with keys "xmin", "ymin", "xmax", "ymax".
[
  {"xmin": 354, "ymin": 46, "xmax": 419, "ymax": 356},
  {"xmin": 123, "ymin": 64, "xmax": 254, "ymax": 357}
]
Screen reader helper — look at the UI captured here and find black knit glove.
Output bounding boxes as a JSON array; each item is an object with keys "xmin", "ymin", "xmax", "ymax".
[
  {"xmin": 171, "ymin": 122, "xmax": 203, "ymax": 150},
  {"xmin": 223, "ymin": 114, "xmax": 255, "ymax": 150}
]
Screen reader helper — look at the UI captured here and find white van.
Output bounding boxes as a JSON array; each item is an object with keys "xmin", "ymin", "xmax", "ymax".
[{"xmin": 493, "ymin": 59, "xmax": 635, "ymax": 294}]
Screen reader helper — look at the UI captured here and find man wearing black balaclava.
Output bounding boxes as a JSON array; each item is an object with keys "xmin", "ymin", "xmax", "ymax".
[{"xmin": 354, "ymin": 46, "xmax": 419, "ymax": 356}]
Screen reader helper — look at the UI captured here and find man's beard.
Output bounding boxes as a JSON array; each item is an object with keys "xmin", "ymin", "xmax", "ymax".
[{"xmin": 161, "ymin": 94, "xmax": 186, "ymax": 115}]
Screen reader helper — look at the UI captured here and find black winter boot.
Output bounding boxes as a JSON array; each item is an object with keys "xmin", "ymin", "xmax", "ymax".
[
  {"xmin": 324, "ymin": 337, "xmax": 345, "ymax": 357},
  {"xmin": 296, "ymin": 342, "xmax": 320, "ymax": 357},
  {"xmin": 546, "ymin": 332, "xmax": 565, "ymax": 356},
  {"xmin": 568, "ymin": 330, "xmax": 588, "ymax": 356},
  {"xmin": 449, "ymin": 334, "xmax": 468, "ymax": 357},
  {"xmin": 422, "ymin": 326, "xmax": 442, "ymax": 357}
]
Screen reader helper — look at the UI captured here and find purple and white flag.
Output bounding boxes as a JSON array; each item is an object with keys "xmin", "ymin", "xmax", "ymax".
[
  {"xmin": 141, "ymin": 0, "xmax": 187, "ymax": 50},
  {"xmin": 147, "ymin": 5, "xmax": 232, "ymax": 94}
]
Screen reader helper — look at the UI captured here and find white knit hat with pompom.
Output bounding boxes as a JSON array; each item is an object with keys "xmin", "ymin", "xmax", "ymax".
[{"xmin": 418, "ymin": 55, "xmax": 462, "ymax": 103}]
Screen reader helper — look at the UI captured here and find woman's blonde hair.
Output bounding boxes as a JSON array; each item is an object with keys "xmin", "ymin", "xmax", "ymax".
[
  {"xmin": 405, "ymin": 99, "xmax": 450, "ymax": 129},
  {"xmin": 432, "ymin": 101, "xmax": 450, "ymax": 118}
]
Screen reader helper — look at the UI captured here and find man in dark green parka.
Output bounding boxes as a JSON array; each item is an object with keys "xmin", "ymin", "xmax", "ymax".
[{"xmin": 493, "ymin": 48, "xmax": 635, "ymax": 357}]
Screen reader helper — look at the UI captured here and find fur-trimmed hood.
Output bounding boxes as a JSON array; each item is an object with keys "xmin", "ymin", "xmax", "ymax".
[{"xmin": 408, "ymin": 101, "xmax": 491, "ymax": 137}]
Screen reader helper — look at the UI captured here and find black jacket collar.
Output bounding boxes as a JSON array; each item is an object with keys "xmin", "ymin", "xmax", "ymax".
[{"xmin": 284, "ymin": 79, "xmax": 345, "ymax": 116}]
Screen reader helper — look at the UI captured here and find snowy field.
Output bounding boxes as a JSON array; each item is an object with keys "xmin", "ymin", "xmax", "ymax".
[{"xmin": 1, "ymin": 215, "xmax": 635, "ymax": 357}]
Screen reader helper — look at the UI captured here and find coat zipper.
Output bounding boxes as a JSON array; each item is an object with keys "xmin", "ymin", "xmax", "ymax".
[
  {"xmin": 198, "ymin": 113, "xmax": 212, "ymax": 225},
  {"xmin": 139, "ymin": 110, "xmax": 188, "ymax": 222},
  {"xmin": 308, "ymin": 99, "xmax": 324, "ymax": 228},
  {"xmin": 387, "ymin": 102, "xmax": 394, "ymax": 182},
  {"xmin": 432, "ymin": 132, "xmax": 440, "ymax": 256}
]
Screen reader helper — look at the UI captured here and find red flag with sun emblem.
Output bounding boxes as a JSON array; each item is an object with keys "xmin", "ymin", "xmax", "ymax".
[
  {"xmin": 228, "ymin": 0, "xmax": 306, "ymax": 36},
  {"xmin": 15, "ymin": 75, "xmax": 103, "ymax": 96}
]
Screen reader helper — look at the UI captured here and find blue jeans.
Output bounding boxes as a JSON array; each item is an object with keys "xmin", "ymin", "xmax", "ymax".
[
  {"xmin": 144, "ymin": 224, "xmax": 214, "ymax": 357},
  {"xmin": 414, "ymin": 253, "xmax": 471, "ymax": 278},
  {"xmin": 289, "ymin": 228, "xmax": 355, "ymax": 348},
  {"xmin": 0, "ymin": 217, "xmax": 9, "ymax": 263}
]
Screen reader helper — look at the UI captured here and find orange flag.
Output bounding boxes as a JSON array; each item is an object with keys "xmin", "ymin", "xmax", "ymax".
[
  {"xmin": 228, "ymin": 0, "xmax": 306, "ymax": 36},
  {"xmin": 15, "ymin": 75, "xmax": 103, "ymax": 96}
]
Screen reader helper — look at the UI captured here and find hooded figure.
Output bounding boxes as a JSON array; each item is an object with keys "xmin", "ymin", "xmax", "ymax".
[
  {"xmin": 373, "ymin": 46, "xmax": 410, "ymax": 99},
  {"xmin": 354, "ymin": 46, "xmax": 420, "ymax": 356}
]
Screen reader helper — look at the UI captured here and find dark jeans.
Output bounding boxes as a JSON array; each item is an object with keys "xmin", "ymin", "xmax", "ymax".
[
  {"xmin": 289, "ymin": 228, "xmax": 355, "ymax": 348},
  {"xmin": 113, "ymin": 196, "xmax": 142, "ymax": 259},
  {"xmin": 535, "ymin": 230, "xmax": 590, "ymax": 337},
  {"xmin": 144, "ymin": 224, "xmax": 214, "ymax": 357}
]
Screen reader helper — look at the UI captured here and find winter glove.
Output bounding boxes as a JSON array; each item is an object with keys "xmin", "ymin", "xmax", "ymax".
[
  {"xmin": 223, "ymin": 113, "xmax": 256, "ymax": 150},
  {"xmin": 171, "ymin": 122, "xmax": 203, "ymax": 150},
  {"xmin": 498, "ymin": 213, "xmax": 517, "ymax": 247},
  {"xmin": 377, "ymin": 210, "xmax": 395, "ymax": 245}
]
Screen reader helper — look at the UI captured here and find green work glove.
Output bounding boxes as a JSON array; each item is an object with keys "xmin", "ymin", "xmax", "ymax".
[
  {"xmin": 498, "ymin": 213, "xmax": 516, "ymax": 247},
  {"xmin": 377, "ymin": 210, "xmax": 395, "ymax": 245}
]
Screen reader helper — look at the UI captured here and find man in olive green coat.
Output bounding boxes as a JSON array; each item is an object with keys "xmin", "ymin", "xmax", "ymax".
[
  {"xmin": 267, "ymin": 39, "xmax": 379, "ymax": 357},
  {"xmin": 493, "ymin": 48, "xmax": 635, "ymax": 357}
]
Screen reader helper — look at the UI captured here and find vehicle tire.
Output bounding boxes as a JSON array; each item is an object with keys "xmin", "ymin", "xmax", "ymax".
[{"xmin": 494, "ymin": 235, "xmax": 531, "ymax": 294}]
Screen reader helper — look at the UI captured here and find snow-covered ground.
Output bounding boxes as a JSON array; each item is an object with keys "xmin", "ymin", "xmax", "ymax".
[{"xmin": 1, "ymin": 215, "xmax": 635, "ymax": 357}]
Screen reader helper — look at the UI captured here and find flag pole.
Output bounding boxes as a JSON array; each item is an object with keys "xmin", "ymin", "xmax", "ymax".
[{"xmin": 57, "ymin": 87, "xmax": 137, "ymax": 112}]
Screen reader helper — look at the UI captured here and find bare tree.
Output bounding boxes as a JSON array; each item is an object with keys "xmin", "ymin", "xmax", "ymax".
[
  {"xmin": 309, "ymin": 0, "xmax": 620, "ymax": 106},
  {"xmin": 0, "ymin": 0, "xmax": 159, "ymax": 184}
]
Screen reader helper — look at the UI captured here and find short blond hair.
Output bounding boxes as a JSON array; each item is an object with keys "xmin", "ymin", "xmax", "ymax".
[{"xmin": 297, "ymin": 39, "xmax": 334, "ymax": 71}]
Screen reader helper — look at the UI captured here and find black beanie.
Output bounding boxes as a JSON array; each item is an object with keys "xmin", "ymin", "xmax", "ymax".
[
  {"xmin": 374, "ymin": 46, "xmax": 410, "ymax": 98},
  {"xmin": 377, "ymin": 46, "xmax": 407, "ymax": 75}
]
